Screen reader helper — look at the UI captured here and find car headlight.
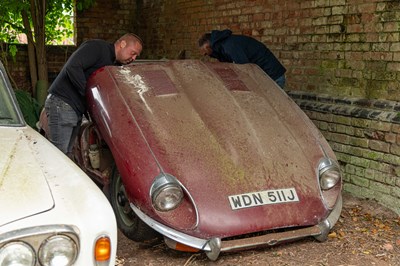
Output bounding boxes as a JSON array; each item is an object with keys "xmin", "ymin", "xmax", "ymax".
[
  {"xmin": 0, "ymin": 242, "xmax": 35, "ymax": 266},
  {"xmin": 319, "ymin": 159, "xmax": 341, "ymax": 190},
  {"xmin": 151, "ymin": 174, "xmax": 184, "ymax": 212},
  {"xmin": 318, "ymin": 158, "xmax": 342, "ymax": 210},
  {"xmin": 38, "ymin": 235, "xmax": 78, "ymax": 266}
]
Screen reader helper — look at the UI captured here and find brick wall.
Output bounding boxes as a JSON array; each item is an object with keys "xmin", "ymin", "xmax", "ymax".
[
  {"xmin": 0, "ymin": 44, "xmax": 75, "ymax": 91},
  {"xmin": 290, "ymin": 91, "xmax": 400, "ymax": 214},
  {"xmin": 6, "ymin": 0, "xmax": 400, "ymax": 100},
  {"xmin": 136, "ymin": 0, "xmax": 400, "ymax": 101},
  {"xmin": 1, "ymin": 44, "xmax": 31, "ymax": 90},
  {"xmin": 76, "ymin": 0, "xmax": 138, "ymax": 44}
]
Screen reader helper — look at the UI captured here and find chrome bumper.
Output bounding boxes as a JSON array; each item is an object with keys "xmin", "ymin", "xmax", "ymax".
[{"xmin": 130, "ymin": 194, "xmax": 342, "ymax": 261}]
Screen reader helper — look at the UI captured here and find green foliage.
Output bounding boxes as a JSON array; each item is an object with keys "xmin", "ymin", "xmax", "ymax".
[
  {"xmin": 76, "ymin": 0, "xmax": 96, "ymax": 11},
  {"xmin": 0, "ymin": 0, "xmax": 97, "ymax": 45},
  {"xmin": 0, "ymin": 0, "xmax": 86, "ymax": 45},
  {"xmin": 14, "ymin": 89, "xmax": 41, "ymax": 128},
  {"xmin": 45, "ymin": 0, "xmax": 75, "ymax": 45},
  {"xmin": 0, "ymin": 1, "xmax": 26, "ymax": 42},
  {"xmin": 8, "ymin": 44, "xmax": 17, "ymax": 58},
  {"xmin": 0, "ymin": 43, "xmax": 17, "ymax": 64}
]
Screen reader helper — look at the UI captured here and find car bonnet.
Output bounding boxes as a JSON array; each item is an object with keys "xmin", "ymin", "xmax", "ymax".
[
  {"xmin": 105, "ymin": 61, "xmax": 333, "ymax": 236},
  {"xmin": 0, "ymin": 127, "xmax": 54, "ymax": 227}
]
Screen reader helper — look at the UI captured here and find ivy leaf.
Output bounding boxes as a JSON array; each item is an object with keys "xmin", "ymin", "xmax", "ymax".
[{"xmin": 9, "ymin": 44, "xmax": 17, "ymax": 58}]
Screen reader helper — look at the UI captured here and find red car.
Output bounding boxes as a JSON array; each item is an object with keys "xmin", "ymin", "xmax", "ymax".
[{"xmin": 41, "ymin": 60, "xmax": 342, "ymax": 260}]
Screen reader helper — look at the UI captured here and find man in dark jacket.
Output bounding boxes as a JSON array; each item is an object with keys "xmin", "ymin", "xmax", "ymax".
[
  {"xmin": 45, "ymin": 33, "xmax": 143, "ymax": 155},
  {"xmin": 198, "ymin": 29, "xmax": 286, "ymax": 88}
]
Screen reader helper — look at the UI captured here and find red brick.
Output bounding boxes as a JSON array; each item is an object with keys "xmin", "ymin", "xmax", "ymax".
[
  {"xmin": 252, "ymin": 13, "xmax": 264, "ymax": 21},
  {"xmin": 347, "ymin": 24, "xmax": 363, "ymax": 33},
  {"xmin": 385, "ymin": 133, "xmax": 397, "ymax": 144},
  {"xmin": 369, "ymin": 140, "xmax": 390, "ymax": 153}
]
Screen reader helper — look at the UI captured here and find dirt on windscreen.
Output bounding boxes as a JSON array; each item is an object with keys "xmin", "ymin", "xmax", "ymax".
[{"xmin": 115, "ymin": 192, "xmax": 400, "ymax": 266}]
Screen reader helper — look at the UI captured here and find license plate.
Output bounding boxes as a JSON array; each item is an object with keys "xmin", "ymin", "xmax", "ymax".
[{"xmin": 228, "ymin": 188, "xmax": 299, "ymax": 210}]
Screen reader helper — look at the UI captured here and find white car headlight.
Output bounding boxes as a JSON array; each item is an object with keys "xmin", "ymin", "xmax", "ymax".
[
  {"xmin": 0, "ymin": 242, "xmax": 35, "ymax": 266},
  {"xmin": 318, "ymin": 158, "xmax": 341, "ymax": 190},
  {"xmin": 320, "ymin": 167, "xmax": 341, "ymax": 190},
  {"xmin": 151, "ymin": 174, "xmax": 184, "ymax": 212},
  {"xmin": 38, "ymin": 235, "xmax": 78, "ymax": 266},
  {"xmin": 318, "ymin": 158, "xmax": 342, "ymax": 209}
]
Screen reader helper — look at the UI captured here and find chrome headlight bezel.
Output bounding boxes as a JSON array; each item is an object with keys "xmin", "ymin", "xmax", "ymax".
[
  {"xmin": 318, "ymin": 159, "xmax": 341, "ymax": 190},
  {"xmin": 0, "ymin": 241, "xmax": 36, "ymax": 266},
  {"xmin": 318, "ymin": 158, "xmax": 342, "ymax": 210},
  {"xmin": 0, "ymin": 225, "xmax": 80, "ymax": 266},
  {"xmin": 150, "ymin": 174, "xmax": 184, "ymax": 212},
  {"xmin": 38, "ymin": 235, "xmax": 78, "ymax": 266}
]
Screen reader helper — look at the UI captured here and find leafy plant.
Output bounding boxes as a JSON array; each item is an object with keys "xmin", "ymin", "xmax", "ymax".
[{"xmin": 0, "ymin": 0, "xmax": 95, "ymax": 99}]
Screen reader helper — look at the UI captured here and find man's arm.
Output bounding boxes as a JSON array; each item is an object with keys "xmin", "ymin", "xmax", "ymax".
[{"xmin": 64, "ymin": 41, "xmax": 103, "ymax": 97}]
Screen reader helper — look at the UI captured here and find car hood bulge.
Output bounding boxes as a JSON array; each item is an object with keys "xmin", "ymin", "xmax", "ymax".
[
  {"xmin": 107, "ymin": 61, "xmax": 331, "ymax": 235},
  {"xmin": 0, "ymin": 128, "xmax": 54, "ymax": 227}
]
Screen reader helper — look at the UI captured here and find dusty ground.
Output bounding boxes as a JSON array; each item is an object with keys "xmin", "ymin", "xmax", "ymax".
[{"xmin": 115, "ymin": 192, "xmax": 400, "ymax": 266}]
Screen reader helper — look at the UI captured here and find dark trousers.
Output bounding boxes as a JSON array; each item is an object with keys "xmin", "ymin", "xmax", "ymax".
[{"xmin": 44, "ymin": 94, "xmax": 81, "ymax": 154}]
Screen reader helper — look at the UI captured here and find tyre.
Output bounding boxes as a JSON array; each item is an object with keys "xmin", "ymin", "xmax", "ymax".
[{"xmin": 110, "ymin": 166, "xmax": 160, "ymax": 242}]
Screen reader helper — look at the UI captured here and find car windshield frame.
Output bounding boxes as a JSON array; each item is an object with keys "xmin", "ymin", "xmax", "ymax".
[{"xmin": 0, "ymin": 62, "xmax": 25, "ymax": 127}]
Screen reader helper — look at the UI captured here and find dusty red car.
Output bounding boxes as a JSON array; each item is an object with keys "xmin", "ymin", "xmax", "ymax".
[{"xmin": 41, "ymin": 60, "xmax": 342, "ymax": 260}]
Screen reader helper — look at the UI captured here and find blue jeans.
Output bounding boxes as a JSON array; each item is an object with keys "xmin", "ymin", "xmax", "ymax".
[
  {"xmin": 274, "ymin": 74, "xmax": 286, "ymax": 89},
  {"xmin": 44, "ymin": 94, "xmax": 81, "ymax": 154}
]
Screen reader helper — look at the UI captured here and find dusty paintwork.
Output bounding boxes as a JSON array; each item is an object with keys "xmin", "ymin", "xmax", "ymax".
[
  {"xmin": 85, "ymin": 60, "xmax": 340, "ymax": 242},
  {"xmin": 0, "ymin": 60, "xmax": 117, "ymax": 266},
  {"xmin": 0, "ymin": 129, "xmax": 53, "ymax": 226}
]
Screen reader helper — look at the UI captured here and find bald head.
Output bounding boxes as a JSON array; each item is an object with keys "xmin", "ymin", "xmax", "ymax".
[
  {"xmin": 117, "ymin": 33, "xmax": 143, "ymax": 47},
  {"xmin": 115, "ymin": 33, "xmax": 143, "ymax": 64}
]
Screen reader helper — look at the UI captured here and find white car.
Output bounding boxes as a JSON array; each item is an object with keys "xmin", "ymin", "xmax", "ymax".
[{"xmin": 0, "ymin": 61, "xmax": 117, "ymax": 266}]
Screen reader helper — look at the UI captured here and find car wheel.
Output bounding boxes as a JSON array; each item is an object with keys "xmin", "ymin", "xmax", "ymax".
[{"xmin": 110, "ymin": 166, "xmax": 160, "ymax": 242}]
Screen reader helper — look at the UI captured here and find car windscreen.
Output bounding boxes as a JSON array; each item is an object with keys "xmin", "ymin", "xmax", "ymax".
[{"xmin": 0, "ymin": 69, "xmax": 24, "ymax": 126}]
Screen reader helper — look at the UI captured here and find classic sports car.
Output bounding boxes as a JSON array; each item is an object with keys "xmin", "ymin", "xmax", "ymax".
[
  {"xmin": 0, "ymin": 61, "xmax": 117, "ymax": 265},
  {"xmin": 41, "ymin": 60, "xmax": 342, "ymax": 260}
]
